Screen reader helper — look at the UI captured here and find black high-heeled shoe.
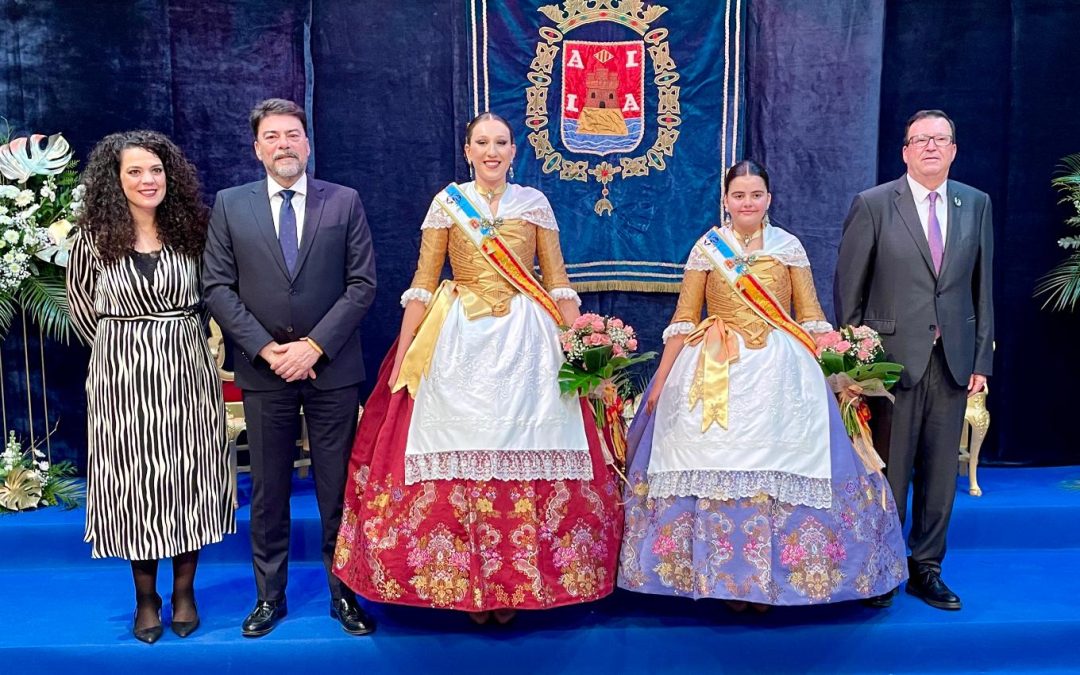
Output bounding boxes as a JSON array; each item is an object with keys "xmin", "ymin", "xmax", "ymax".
[
  {"xmin": 133, "ymin": 594, "xmax": 163, "ymax": 644},
  {"xmin": 171, "ymin": 607, "xmax": 200, "ymax": 638},
  {"xmin": 171, "ymin": 591, "xmax": 200, "ymax": 637}
]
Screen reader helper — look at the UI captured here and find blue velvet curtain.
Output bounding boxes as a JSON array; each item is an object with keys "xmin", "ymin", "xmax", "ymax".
[{"xmin": 2, "ymin": 0, "xmax": 1078, "ymax": 468}]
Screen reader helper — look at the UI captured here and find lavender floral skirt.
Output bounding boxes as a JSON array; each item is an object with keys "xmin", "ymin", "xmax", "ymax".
[{"xmin": 618, "ymin": 380, "xmax": 908, "ymax": 605}]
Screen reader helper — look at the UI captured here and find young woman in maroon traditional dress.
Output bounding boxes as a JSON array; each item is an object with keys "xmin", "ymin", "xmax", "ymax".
[{"xmin": 333, "ymin": 113, "xmax": 622, "ymax": 624}]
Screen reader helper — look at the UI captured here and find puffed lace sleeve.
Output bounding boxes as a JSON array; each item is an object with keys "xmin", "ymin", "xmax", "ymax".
[
  {"xmin": 530, "ymin": 193, "xmax": 579, "ymax": 306},
  {"xmin": 780, "ymin": 238, "xmax": 831, "ymax": 332},
  {"xmin": 401, "ymin": 197, "xmax": 451, "ymax": 306},
  {"xmin": 665, "ymin": 245, "xmax": 708, "ymax": 342}
]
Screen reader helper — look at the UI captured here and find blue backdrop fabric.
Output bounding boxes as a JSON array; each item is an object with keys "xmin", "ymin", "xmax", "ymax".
[
  {"xmin": 1, "ymin": 0, "xmax": 1079, "ymax": 468},
  {"xmin": 745, "ymin": 0, "xmax": 886, "ymax": 322},
  {"xmin": 477, "ymin": 0, "xmax": 744, "ymax": 292}
]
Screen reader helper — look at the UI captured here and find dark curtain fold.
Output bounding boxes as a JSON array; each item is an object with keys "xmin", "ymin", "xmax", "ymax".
[
  {"xmin": 166, "ymin": 0, "xmax": 309, "ymax": 195},
  {"xmin": 309, "ymin": 0, "xmax": 467, "ymax": 390},
  {"xmin": 745, "ymin": 0, "xmax": 886, "ymax": 322}
]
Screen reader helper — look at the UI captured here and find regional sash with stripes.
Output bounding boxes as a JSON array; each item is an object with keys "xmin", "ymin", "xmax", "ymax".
[
  {"xmin": 435, "ymin": 184, "xmax": 564, "ymax": 326},
  {"xmin": 695, "ymin": 227, "xmax": 818, "ymax": 357}
]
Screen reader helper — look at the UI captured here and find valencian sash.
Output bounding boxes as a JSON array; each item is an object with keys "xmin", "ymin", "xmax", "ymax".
[
  {"xmin": 438, "ymin": 183, "xmax": 563, "ymax": 325},
  {"xmin": 393, "ymin": 184, "xmax": 564, "ymax": 397},
  {"xmin": 685, "ymin": 227, "xmax": 820, "ymax": 431}
]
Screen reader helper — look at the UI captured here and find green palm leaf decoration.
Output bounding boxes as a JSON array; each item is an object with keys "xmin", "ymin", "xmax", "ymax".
[
  {"xmin": 0, "ymin": 292, "xmax": 15, "ymax": 337},
  {"xmin": 0, "ymin": 126, "xmax": 82, "ymax": 342},
  {"xmin": 1036, "ymin": 153, "xmax": 1080, "ymax": 311},
  {"xmin": 16, "ymin": 265, "xmax": 71, "ymax": 343},
  {"xmin": 1035, "ymin": 254, "xmax": 1080, "ymax": 312}
]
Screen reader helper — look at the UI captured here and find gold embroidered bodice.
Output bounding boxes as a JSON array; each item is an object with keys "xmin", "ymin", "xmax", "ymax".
[
  {"xmin": 671, "ymin": 256, "xmax": 826, "ymax": 348},
  {"xmin": 408, "ymin": 218, "xmax": 571, "ymax": 318}
]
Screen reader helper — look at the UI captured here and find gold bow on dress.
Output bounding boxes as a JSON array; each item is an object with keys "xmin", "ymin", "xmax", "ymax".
[
  {"xmin": 393, "ymin": 280, "xmax": 458, "ymax": 397},
  {"xmin": 686, "ymin": 315, "xmax": 741, "ymax": 432}
]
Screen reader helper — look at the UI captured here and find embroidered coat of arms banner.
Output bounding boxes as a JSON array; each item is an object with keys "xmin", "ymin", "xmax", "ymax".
[{"xmin": 468, "ymin": 0, "xmax": 746, "ymax": 292}]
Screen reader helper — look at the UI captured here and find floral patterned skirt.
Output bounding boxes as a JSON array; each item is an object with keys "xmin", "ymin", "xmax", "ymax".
[
  {"xmin": 618, "ymin": 380, "xmax": 908, "ymax": 605},
  {"xmin": 334, "ymin": 346, "xmax": 623, "ymax": 611}
]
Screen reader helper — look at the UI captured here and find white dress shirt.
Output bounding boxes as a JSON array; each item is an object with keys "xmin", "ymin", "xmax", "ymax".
[
  {"xmin": 267, "ymin": 173, "xmax": 307, "ymax": 242},
  {"xmin": 906, "ymin": 173, "xmax": 948, "ymax": 245}
]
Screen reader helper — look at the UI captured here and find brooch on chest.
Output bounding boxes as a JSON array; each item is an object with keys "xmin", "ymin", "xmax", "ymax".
[
  {"xmin": 732, "ymin": 253, "xmax": 759, "ymax": 267},
  {"xmin": 467, "ymin": 217, "xmax": 504, "ymax": 238}
]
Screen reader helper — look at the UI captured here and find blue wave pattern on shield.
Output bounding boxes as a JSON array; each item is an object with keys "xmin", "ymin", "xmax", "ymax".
[{"xmin": 562, "ymin": 117, "xmax": 645, "ymax": 154}]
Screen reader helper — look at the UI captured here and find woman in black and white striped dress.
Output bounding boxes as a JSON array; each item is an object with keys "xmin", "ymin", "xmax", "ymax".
[{"xmin": 67, "ymin": 130, "xmax": 234, "ymax": 643}]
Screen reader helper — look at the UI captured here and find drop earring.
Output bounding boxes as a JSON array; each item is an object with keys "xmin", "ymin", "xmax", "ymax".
[
  {"xmin": 468, "ymin": 161, "xmax": 474, "ymax": 180},
  {"xmin": 763, "ymin": 211, "xmax": 771, "ymax": 227},
  {"xmin": 509, "ymin": 164, "xmax": 515, "ymax": 181}
]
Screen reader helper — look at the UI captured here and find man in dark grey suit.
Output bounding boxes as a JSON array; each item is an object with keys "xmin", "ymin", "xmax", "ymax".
[
  {"xmin": 203, "ymin": 98, "xmax": 376, "ymax": 636},
  {"xmin": 836, "ymin": 110, "xmax": 993, "ymax": 611}
]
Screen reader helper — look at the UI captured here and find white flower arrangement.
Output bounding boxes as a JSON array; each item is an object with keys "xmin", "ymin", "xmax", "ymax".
[
  {"xmin": 0, "ymin": 430, "xmax": 82, "ymax": 512},
  {"xmin": 0, "ymin": 124, "xmax": 81, "ymax": 340}
]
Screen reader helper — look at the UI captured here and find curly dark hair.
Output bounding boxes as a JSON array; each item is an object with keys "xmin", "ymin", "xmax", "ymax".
[{"xmin": 78, "ymin": 130, "xmax": 209, "ymax": 262}]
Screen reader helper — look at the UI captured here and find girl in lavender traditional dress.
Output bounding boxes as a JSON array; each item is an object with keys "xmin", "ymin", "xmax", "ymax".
[{"xmin": 618, "ymin": 160, "xmax": 907, "ymax": 610}]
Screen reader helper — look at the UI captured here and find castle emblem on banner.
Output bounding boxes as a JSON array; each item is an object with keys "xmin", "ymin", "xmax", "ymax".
[
  {"xmin": 561, "ymin": 41, "xmax": 644, "ymax": 155},
  {"xmin": 526, "ymin": 0, "xmax": 682, "ymax": 216}
]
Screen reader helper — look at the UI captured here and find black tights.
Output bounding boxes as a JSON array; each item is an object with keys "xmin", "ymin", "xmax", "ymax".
[{"xmin": 130, "ymin": 550, "xmax": 200, "ymax": 629}]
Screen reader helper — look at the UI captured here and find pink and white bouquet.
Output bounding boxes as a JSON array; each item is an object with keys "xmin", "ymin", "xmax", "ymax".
[
  {"xmin": 815, "ymin": 324, "xmax": 889, "ymax": 368},
  {"xmin": 560, "ymin": 313, "xmax": 641, "ymax": 364},
  {"xmin": 558, "ymin": 313, "xmax": 656, "ymax": 468},
  {"xmin": 815, "ymin": 325, "xmax": 903, "ymax": 474}
]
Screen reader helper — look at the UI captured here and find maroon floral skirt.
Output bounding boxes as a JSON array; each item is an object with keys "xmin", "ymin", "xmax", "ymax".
[{"xmin": 333, "ymin": 346, "xmax": 623, "ymax": 611}]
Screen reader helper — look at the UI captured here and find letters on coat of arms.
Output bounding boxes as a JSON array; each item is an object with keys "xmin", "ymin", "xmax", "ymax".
[{"xmin": 525, "ymin": 0, "xmax": 681, "ymax": 216}]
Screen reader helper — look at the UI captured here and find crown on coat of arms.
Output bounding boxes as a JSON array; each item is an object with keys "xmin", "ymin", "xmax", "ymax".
[{"xmin": 539, "ymin": 0, "xmax": 668, "ymax": 33}]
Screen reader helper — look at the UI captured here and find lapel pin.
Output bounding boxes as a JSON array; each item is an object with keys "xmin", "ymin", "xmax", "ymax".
[{"xmin": 954, "ymin": 196, "xmax": 961, "ymax": 207}]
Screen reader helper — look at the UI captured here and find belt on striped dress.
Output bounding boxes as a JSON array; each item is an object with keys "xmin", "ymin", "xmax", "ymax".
[{"xmin": 99, "ymin": 306, "xmax": 200, "ymax": 322}]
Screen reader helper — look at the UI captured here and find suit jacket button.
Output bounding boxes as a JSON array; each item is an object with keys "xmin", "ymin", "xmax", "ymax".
[
  {"xmin": 287, "ymin": 325, "xmax": 294, "ymax": 333},
  {"xmin": 290, "ymin": 289, "xmax": 297, "ymax": 296},
  {"xmin": 929, "ymin": 325, "xmax": 936, "ymax": 331}
]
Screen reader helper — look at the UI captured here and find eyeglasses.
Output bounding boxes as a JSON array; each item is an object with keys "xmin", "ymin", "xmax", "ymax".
[{"xmin": 905, "ymin": 134, "xmax": 954, "ymax": 148}]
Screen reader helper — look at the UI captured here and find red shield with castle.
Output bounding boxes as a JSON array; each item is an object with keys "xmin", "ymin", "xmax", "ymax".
[{"xmin": 560, "ymin": 40, "xmax": 645, "ymax": 156}]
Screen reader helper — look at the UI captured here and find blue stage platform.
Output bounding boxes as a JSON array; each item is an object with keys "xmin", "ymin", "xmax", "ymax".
[{"xmin": 3, "ymin": 467, "xmax": 1079, "ymax": 674}]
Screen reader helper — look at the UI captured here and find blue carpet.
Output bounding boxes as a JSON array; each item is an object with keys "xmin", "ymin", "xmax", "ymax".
[{"xmin": 3, "ymin": 467, "xmax": 1079, "ymax": 674}]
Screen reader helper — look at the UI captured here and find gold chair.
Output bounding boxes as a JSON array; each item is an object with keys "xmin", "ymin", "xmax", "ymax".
[{"xmin": 958, "ymin": 385, "xmax": 990, "ymax": 497}]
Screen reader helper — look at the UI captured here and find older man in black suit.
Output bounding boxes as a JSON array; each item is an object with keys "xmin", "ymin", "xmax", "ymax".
[
  {"xmin": 203, "ymin": 98, "xmax": 376, "ymax": 636},
  {"xmin": 836, "ymin": 110, "xmax": 993, "ymax": 611}
]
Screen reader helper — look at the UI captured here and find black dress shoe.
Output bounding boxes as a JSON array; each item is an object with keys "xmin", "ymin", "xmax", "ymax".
[
  {"xmin": 330, "ymin": 596, "xmax": 375, "ymax": 636},
  {"xmin": 133, "ymin": 595, "xmax": 164, "ymax": 644},
  {"xmin": 242, "ymin": 599, "xmax": 288, "ymax": 637},
  {"xmin": 906, "ymin": 568, "xmax": 962, "ymax": 610},
  {"xmin": 862, "ymin": 586, "xmax": 899, "ymax": 608}
]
